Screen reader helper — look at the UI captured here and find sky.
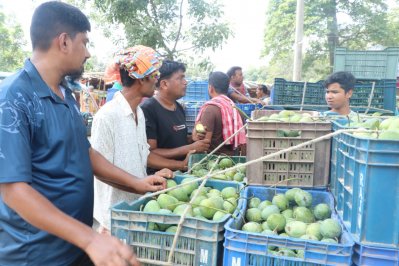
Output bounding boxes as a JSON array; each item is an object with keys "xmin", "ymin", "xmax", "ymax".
[{"xmin": 1, "ymin": 0, "xmax": 268, "ymax": 72}]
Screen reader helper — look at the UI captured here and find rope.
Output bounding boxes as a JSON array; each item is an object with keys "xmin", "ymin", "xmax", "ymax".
[
  {"xmin": 139, "ymin": 128, "xmax": 367, "ymax": 202},
  {"xmin": 365, "ymin": 81, "xmax": 376, "ymax": 115},
  {"xmin": 137, "ymin": 127, "xmax": 376, "ymax": 264},
  {"xmin": 167, "ymin": 156, "xmax": 221, "ymax": 264},
  {"xmin": 187, "ymin": 123, "xmax": 248, "ymax": 174},
  {"xmin": 300, "ymin": 82, "xmax": 307, "ymax": 111},
  {"xmin": 230, "ymin": 86, "xmax": 257, "ymax": 104}
]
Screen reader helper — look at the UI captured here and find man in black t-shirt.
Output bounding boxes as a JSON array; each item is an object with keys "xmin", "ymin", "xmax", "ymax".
[{"xmin": 141, "ymin": 60, "xmax": 210, "ymax": 174}]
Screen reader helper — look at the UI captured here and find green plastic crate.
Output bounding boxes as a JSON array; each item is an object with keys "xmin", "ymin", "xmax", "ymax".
[
  {"xmin": 272, "ymin": 78, "xmax": 397, "ymax": 113},
  {"xmin": 188, "ymin": 153, "xmax": 246, "ymax": 169},
  {"xmin": 111, "ymin": 175, "xmax": 244, "ymax": 266},
  {"xmin": 334, "ymin": 47, "xmax": 399, "ymax": 80}
]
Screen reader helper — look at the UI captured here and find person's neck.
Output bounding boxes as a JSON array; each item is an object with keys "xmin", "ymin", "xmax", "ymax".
[
  {"xmin": 231, "ymin": 82, "xmax": 242, "ymax": 88},
  {"xmin": 332, "ymin": 104, "xmax": 351, "ymax": 115},
  {"xmin": 155, "ymin": 92, "xmax": 176, "ymax": 110},
  {"xmin": 31, "ymin": 52, "xmax": 64, "ymax": 96},
  {"xmin": 121, "ymin": 87, "xmax": 143, "ymax": 113}
]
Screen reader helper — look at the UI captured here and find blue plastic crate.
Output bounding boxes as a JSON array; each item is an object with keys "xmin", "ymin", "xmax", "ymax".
[
  {"xmin": 111, "ymin": 175, "xmax": 244, "ymax": 266},
  {"xmin": 184, "ymin": 101, "xmax": 204, "ymax": 133},
  {"xmin": 334, "ymin": 132, "xmax": 399, "ymax": 248},
  {"xmin": 353, "ymin": 244, "xmax": 399, "ymax": 266},
  {"xmin": 334, "ymin": 47, "xmax": 399, "ymax": 80},
  {"xmin": 235, "ymin": 103, "xmax": 263, "ymax": 117},
  {"xmin": 330, "ymin": 119, "xmax": 361, "ymax": 200},
  {"xmin": 223, "ymin": 186, "xmax": 354, "ymax": 266},
  {"xmin": 181, "ymin": 81, "xmax": 209, "ymax": 101}
]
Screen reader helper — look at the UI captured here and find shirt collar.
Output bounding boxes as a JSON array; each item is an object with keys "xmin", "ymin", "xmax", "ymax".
[
  {"xmin": 23, "ymin": 59, "xmax": 73, "ymax": 99},
  {"xmin": 113, "ymin": 91, "xmax": 134, "ymax": 117}
]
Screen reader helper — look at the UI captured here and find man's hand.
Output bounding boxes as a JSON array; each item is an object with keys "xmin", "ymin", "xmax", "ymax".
[
  {"xmin": 138, "ymin": 175, "xmax": 167, "ymax": 193},
  {"xmin": 179, "ymin": 150, "xmax": 196, "ymax": 171},
  {"xmin": 85, "ymin": 232, "xmax": 140, "ymax": 266},
  {"xmin": 189, "ymin": 139, "xmax": 210, "ymax": 153},
  {"xmin": 192, "ymin": 126, "xmax": 207, "ymax": 141},
  {"xmin": 155, "ymin": 168, "xmax": 174, "ymax": 179}
]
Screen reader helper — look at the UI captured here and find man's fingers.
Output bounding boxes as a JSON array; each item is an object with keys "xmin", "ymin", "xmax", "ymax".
[{"xmin": 118, "ymin": 244, "xmax": 140, "ymax": 266}]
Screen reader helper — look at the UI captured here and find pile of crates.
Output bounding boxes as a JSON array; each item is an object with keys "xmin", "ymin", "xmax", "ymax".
[
  {"xmin": 272, "ymin": 47, "xmax": 399, "ymax": 113},
  {"xmin": 272, "ymin": 78, "xmax": 397, "ymax": 113},
  {"xmin": 330, "ymin": 120, "xmax": 399, "ymax": 265}
]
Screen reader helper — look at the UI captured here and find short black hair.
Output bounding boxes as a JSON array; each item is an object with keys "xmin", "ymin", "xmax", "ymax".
[
  {"xmin": 30, "ymin": 1, "xmax": 91, "ymax": 51},
  {"xmin": 226, "ymin": 66, "xmax": 242, "ymax": 79},
  {"xmin": 120, "ymin": 68, "xmax": 137, "ymax": 87},
  {"xmin": 324, "ymin": 71, "xmax": 356, "ymax": 93},
  {"xmin": 258, "ymin": 84, "xmax": 268, "ymax": 94},
  {"xmin": 209, "ymin": 71, "xmax": 229, "ymax": 95},
  {"xmin": 156, "ymin": 60, "xmax": 186, "ymax": 87}
]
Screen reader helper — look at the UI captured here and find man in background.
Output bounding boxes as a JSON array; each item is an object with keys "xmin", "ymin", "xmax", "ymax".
[
  {"xmin": 227, "ymin": 66, "xmax": 263, "ymax": 104},
  {"xmin": 192, "ymin": 71, "xmax": 246, "ymax": 155}
]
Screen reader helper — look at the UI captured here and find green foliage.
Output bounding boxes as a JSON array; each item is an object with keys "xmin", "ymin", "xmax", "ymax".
[
  {"xmin": 245, "ymin": 66, "xmax": 269, "ymax": 83},
  {"xmin": 0, "ymin": 10, "xmax": 28, "ymax": 72},
  {"xmin": 263, "ymin": 0, "xmax": 398, "ymax": 81},
  {"xmin": 91, "ymin": 0, "xmax": 232, "ymax": 59},
  {"xmin": 85, "ymin": 55, "xmax": 107, "ymax": 72},
  {"xmin": 184, "ymin": 55, "xmax": 215, "ymax": 80}
]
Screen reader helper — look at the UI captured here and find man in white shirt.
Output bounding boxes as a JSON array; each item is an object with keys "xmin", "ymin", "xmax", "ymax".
[{"xmin": 91, "ymin": 46, "xmax": 185, "ymax": 234}]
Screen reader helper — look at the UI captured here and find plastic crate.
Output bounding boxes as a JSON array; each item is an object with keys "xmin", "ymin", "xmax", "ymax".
[
  {"xmin": 181, "ymin": 81, "xmax": 209, "ymax": 101},
  {"xmin": 223, "ymin": 186, "xmax": 355, "ymax": 266},
  {"xmin": 188, "ymin": 153, "xmax": 246, "ymax": 170},
  {"xmin": 235, "ymin": 103, "xmax": 263, "ymax": 117},
  {"xmin": 350, "ymin": 79, "xmax": 397, "ymax": 113},
  {"xmin": 329, "ymin": 119, "xmax": 361, "ymax": 200},
  {"xmin": 334, "ymin": 47, "xmax": 399, "ymax": 80},
  {"xmin": 272, "ymin": 78, "xmax": 397, "ymax": 113},
  {"xmin": 334, "ymin": 132, "xmax": 399, "ymax": 248},
  {"xmin": 272, "ymin": 78, "xmax": 327, "ymax": 110},
  {"xmin": 187, "ymin": 153, "xmax": 247, "ymax": 182},
  {"xmin": 246, "ymin": 110, "xmax": 332, "ymax": 188},
  {"xmin": 353, "ymin": 244, "xmax": 399, "ymax": 266},
  {"xmin": 111, "ymin": 175, "xmax": 244, "ymax": 266},
  {"xmin": 184, "ymin": 102, "xmax": 204, "ymax": 134}
]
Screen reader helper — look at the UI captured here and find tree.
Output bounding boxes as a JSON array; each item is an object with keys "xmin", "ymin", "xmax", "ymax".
[
  {"xmin": 0, "ymin": 9, "xmax": 28, "ymax": 72},
  {"xmin": 183, "ymin": 55, "xmax": 215, "ymax": 80},
  {"xmin": 91, "ymin": 0, "xmax": 232, "ymax": 59},
  {"xmin": 245, "ymin": 66, "xmax": 269, "ymax": 83},
  {"xmin": 263, "ymin": 0, "xmax": 398, "ymax": 81}
]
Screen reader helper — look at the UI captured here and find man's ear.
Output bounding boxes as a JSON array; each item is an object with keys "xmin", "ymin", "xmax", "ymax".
[
  {"xmin": 159, "ymin": 79, "xmax": 168, "ymax": 89},
  {"xmin": 346, "ymin": 89, "xmax": 353, "ymax": 98},
  {"xmin": 208, "ymin": 85, "xmax": 215, "ymax": 95},
  {"xmin": 57, "ymin": 33, "xmax": 69, "ymax": 52}
]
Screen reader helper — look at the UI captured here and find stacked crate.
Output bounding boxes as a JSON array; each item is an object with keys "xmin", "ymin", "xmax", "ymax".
[
  {"xmin": 331, "ymin": 119, "xmax": 399, "ymax": 265},
  {"xmin": 246, "ymin": 110, "xmax": 332, "ymax": 189}
]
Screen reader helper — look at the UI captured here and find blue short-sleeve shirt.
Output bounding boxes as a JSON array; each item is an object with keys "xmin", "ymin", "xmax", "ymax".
[{"xmin": 0, "ymin": 60, "xmax": 93, "ymax": 266}]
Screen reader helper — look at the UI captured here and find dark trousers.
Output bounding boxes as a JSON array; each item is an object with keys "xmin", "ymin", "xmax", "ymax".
[{"xmin": 70, "ymin": 253, "xmax": 94, "ymax": 266}]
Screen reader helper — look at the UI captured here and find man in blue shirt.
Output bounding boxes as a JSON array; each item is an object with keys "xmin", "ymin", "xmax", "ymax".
[{"xmin": 0, "ymin": 2, "xmax": 169, "ymax": 266}]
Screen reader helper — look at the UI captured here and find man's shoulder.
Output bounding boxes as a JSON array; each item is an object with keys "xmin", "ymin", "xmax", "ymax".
[
  {"xmin": 93, "ymin": 100, "xmax": 121, "ymax": 120},
  {"xmin": 140, "ymin": 97, "xmax": 157, "ymax": 109},
  {"xmin": 202, "ymin": 103, "xmax": 221, "ymax": 118},
  {"xmin": 0, "ymin": 71, "xmax": 32, "ymax": 100}
]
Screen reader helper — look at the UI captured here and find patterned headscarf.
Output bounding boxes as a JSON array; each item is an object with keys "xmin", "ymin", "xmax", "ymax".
[{"xmin": 104, "ymin": 45, "xmax": 161, "ymax": 83}]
